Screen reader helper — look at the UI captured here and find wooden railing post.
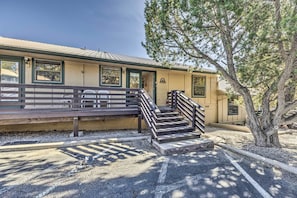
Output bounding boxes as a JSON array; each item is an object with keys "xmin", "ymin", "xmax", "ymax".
[
  {"xmin": 138, "ymin": 113, "xmax": 142, "ymax": 133},
  {"xmin": 73, "ymin": 88, "xmax": 79, "ymax": 109},
  {"xmin": 171, "ymin": 91, "xmax": 174, "ymax": 108},
  {"xmin": 192, "ymin": 105, "xmax": 196, "ymax": 129},
  {"xmin": 138, "ymin": 90, "xmax": 142, "ymax": 133},
  {"xmin": 73, "ymin": 117, "xmax": 79, "ymax": 137},
  {"xmin": 174, "ymin": 90, "xmax": 178, "ymax": 109}
]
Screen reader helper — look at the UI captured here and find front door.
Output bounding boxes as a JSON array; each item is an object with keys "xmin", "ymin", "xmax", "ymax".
[
  {"xmin": 127, "ymin": 70, "xmax": 142, "ymax": 89},
  {"xmin": 127, "ymin": 69, "xmax": 156, "ymax": 102}
]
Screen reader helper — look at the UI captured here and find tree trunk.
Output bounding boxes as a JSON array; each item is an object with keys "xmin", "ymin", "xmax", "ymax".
[
  {"xmin": 253, "ymin": 129, "xmax": 281, "ymax": 147},
  {"xmin": 247, "ymin": 119, "xmax": 281, "ymax": 147},
  {"xmin": 269, "ymin": 132, "xmax": 281, "ymax": 147}
]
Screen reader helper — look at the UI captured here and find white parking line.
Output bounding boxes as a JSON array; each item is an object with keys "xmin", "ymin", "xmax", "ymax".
[
  {"xmin": 157, "ymin": 157, "xmax": 169, "ymax": 184},
  {"xmin": 224, "ymin": 152, "xmax": 273, "ymax": 198},
  {"xmin": 35, "ymin": 184, "xmax": 59, "ymax": 198},
  {"xmin": 155, "ymin": 157, "xmax": 170, "ymax": 198}
]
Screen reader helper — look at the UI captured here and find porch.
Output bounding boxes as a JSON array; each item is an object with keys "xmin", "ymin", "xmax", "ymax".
[
  {"xmin": 0, "ymin": 83, "xmax": 140, "ymax": 135},
  {"xmin": 0, "ymin": 83, "xmax": 205, "ymax": 146}
]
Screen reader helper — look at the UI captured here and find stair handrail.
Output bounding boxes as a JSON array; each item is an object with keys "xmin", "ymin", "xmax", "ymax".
[
  {"xmin": 139, "ymin": 89, "xmax": 160, "ymax": 140},
  {"xmin": 169, "ymin": 90, "xmax": 205, "ymax": 133}
]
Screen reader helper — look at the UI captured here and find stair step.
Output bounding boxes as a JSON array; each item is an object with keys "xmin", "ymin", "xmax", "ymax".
[
  {"xmin": 159, "ymin": 106, "xmax": 175, "ymax": 113},
  {"xmin": 157, "ymin": 131, "xmax": 200, "ymax": 143},
  {"xmin": 156, "ymin": 111, "xmax": 180, "ymax": 117},
  {"xmin": 155, "ymin": 119, "xmax": 189, "ymax": 129},
  {"xmin": 152, "ymin": 138, "xmax": 214, "ymax": 155},
  {"xmin": 156, "ymin": 125, "xmax": 193, "ymax": 135},
  {"xmin": 156, "ymin": 116, "xmax": 184, "ymax": 122}
]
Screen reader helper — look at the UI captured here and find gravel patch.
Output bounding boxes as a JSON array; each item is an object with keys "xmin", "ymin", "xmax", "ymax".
[
  {"xmin": 204, "ymin": 127, "xmax": 297, "ymax": 167},
  {"xmin": 0, "ymin": 130, "xmax": 151, "ymax": 146}
]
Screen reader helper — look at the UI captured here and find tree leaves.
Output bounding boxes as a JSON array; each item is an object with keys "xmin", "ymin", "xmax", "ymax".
[{"xmin": 144, "ymin": 0, "xmax": 297, "ymax": 147}]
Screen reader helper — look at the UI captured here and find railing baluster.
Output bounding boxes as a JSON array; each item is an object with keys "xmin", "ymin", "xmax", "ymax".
[
  {"xmin": 192, "ymin": 106, "xmax": 196, "ymax": 129},
  {"xmin": 73, "ymin": 88, "xmax": 78, "ymax": 109},
  {"xmin": 139, "ymin": 89, "xmax": 159, "ymax": 140},
  {"xmin": 167, "ymin": 90, "xmax": 205, "ymax": 133},
  {"xmin": 171, "ymin": 91, "xmax": 174, "ymax": 108},
  {"xmin": 174, "ymin": 91, "xmax": 178, "ymax": 109}
]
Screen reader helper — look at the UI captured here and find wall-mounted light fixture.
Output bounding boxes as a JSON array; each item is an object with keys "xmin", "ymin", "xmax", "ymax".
[
  {"xmin": 24, "ymin": 57, "xmax": 31, "ymax": 64},
  {"xmin": 159, "ymin": 77, "xmax": 166, "ymax": 84}
]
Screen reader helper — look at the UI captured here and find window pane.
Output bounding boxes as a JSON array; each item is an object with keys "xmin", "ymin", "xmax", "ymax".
[
  {"xmin": 129, "ymin": 72, "xmax": 140, "ymax": 88},
  {"xmin": 100, "ymin": 66, "xmax": 121, "ymax": 86},
  {"xmin": 228, "ymin": 98, "xmax": 239, "ymax": 115},
  {"xmin": 36, "ymin": 71, "xmax": 61, "ymax": 81},
  {"xmin": 192, "ymin": 76, "xmax": 206, "ymax": 97},
  {"xmin": 34, "ymin": 59, "xmax": 62, "ymax": 83},
  {"xmin": 228, "ymin": 105, "xmax": 239, "ymax": 115},
  {"xmin": 194, "ymin": 87, "xmax": 205, "ymax": 96},
  {"xmin": 0, "ymin": 60, "xmax": 19, "ymax": 83}
]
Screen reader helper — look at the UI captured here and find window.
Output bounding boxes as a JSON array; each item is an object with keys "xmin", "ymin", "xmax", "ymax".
[
  {"xmin": 0, "ymin": 60, "xmax": 19, "ymax": 83},
  {"xmin": 33, "ymin": 59, "xmax": 63, "ymax": 83},
  {"xmin": 228, "ymin": 96, "xmax": 239, "ymax": 115},
  {"xmin": 100, "ymin": 65, "xmax": 121, "ymax": 86},
  {"xmin": 192, "ymin": 75, "xmax": 206, "ymax": 97}
]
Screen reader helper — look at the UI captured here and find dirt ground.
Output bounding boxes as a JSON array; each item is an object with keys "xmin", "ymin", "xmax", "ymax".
[{"xmin": 203, "ymin": 127, "xmax": 297, "ymax": 167}]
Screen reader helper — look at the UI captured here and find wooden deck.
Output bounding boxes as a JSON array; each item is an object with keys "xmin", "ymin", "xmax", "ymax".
[
  {"xmin": 0, "ymin": 108, "xmax": 139, "ymax": 125},
  {"xmin": 0, "ymin": 84, "xmax": 206, "ymax": 143},
  {"xmin": 0, "ymin": 83, "xmax": 140, "ymax": 135}
]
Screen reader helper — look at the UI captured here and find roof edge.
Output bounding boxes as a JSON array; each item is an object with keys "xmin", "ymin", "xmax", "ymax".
[{"xmin": 0, "ymin": 41, "xmax": 217, "ymax": 74}]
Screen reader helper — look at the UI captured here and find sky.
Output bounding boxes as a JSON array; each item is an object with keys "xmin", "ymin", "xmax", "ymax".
[{"xmin": 0, "ymin": 0, "xmax": 149, "ymax": 58}]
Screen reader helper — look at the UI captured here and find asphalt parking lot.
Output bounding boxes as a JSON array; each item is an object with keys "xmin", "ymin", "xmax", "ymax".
[{"xmin": 1, "ymin": 139, "xmax": 297, "ymax": 198}]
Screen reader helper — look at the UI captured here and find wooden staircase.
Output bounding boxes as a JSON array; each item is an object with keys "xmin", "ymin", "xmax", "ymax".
[
  {"xmin": 139, "ymin": 90, "xmax": 205, "ymax": 144},
  {"xmin": 154, "ymin": 107, "xmax": 201, "ymax": 143}
]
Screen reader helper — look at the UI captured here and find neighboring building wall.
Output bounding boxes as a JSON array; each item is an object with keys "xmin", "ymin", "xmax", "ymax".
[{"xmin": 217, "ymin": 94, "xmax": 246, "ymax": 124}]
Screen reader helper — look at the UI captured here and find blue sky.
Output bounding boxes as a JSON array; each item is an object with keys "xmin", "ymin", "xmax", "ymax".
[{"xmin": 0, "ymin": 0, "xmax": 148, "ymax": 58}]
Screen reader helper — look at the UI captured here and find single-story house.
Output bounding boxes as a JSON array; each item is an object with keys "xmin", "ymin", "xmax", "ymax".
[{"xmin": 0, "ymin": 37, "xmax": 246, "ymax": 134}]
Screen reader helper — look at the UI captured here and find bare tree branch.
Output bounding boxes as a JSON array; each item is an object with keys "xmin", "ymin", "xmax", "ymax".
[
  {"xmin": 281, "ymin": 100, "xmax": 297, "ymax": 116},
  {"xmin": 282, "ymin": 114, "xmax": 297, "ymax": 125}
]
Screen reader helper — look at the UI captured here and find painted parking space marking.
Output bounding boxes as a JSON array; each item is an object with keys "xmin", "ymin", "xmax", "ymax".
[
  {"xmin": 155, "ymin": 157, "xmax": 170, "ymax": 198},
  {"xmin": 224, "ymin": 152, "xmax": 273, "ymax": 198},
  {"xmin": 157, "ymin": 157, "xmax": 169, "ymax": 184},
  {"xmin": 155, "ymin": 173, "xmax": 209, "ymax": 198}
]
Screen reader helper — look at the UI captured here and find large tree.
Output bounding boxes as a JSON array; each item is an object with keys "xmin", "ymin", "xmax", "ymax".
[{"xmin": 143, "ymin": 0, "xmax": 297, "ymax": 147}]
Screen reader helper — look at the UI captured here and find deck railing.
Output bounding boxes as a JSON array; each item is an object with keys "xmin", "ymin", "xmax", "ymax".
[
  {"xmin": 0, "ymin": 83, "xmax": 139, "ymax": 111},
  {"xmin": 0, "ymin": 84, "xmax": 205, "ymax": 137},
  {"xmin": 139, "ymin": 89, "xmax": 160, "ymax": 140},
  {"xmin": 167, "ymin": 90, "xmax": 205, "ymax": 133}
]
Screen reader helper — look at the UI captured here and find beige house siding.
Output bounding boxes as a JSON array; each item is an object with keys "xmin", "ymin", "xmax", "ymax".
[
  {"xmin": 0, "ymin": 41, "xmax": 233, "ymax": 130},
  {"xmin": 153, "ymin": 70, "xmax": 218, "ymax": 123},
  {"xmin": 0, "ymin": 48, "xmax": 220, "ymax": 124},
  {"xmin": 64, "ymin": 61, "xmax": 99, "ymax": 86}
]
